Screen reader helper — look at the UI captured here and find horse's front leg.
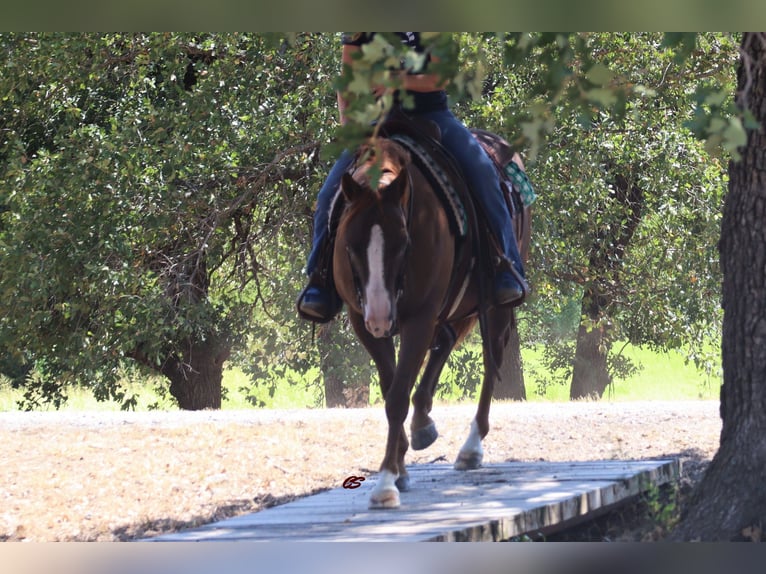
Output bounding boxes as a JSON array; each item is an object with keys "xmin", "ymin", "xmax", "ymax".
[
  {"xmin": 346, "ymin": 311, "xmax": 406, "ymax": 497},
  {"xmin": 348, "ymin": 311, "xmax": 396, "ymax": 398},
  {"xmin": 370, "ymin": 317, "xmax": 436, "ymax": 509},
  {"xmin": 410, "ymin": 324, "xmax": 456, "ymax": 451}
]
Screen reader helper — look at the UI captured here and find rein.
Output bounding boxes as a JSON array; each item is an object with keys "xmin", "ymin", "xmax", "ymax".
[
  {"xmin": 345, "ymin": 165, "xmax": 415, "ymax": 319},
  {"xmin": 394, "ymin": 168, "xmax": 415, "ymax": 306}
]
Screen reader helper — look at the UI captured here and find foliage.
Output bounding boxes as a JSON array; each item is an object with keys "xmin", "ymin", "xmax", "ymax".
[
  {"xmin": 451, "ymin": 33, "xmax": 732, "ymax": 395},
  {"xmin": 0, "ymin": 33, "xmax": 339, "ymax": 408},
  {"xmin": 314, "ymin": 317, "xmax": 377, "ymax": 407},
  {"xmin": 0, "ymin": 32, "xmax": 735, "ymax": 408},
  {"xmin": 436, "ymin": 333, "xmax": 484, "ymax": 402},
  {"xmin": 525, "ymin": 337, "xmax": 639, "ymax": 398},
  {"xmin": 643, "ymin": 483, "xmax": 681, "ymax": 535}
]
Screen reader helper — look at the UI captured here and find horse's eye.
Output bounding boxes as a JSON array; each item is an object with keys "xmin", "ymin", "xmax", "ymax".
[{"xmin": 346, "ymin": 245, "xmax": 363, "ymax": 267}]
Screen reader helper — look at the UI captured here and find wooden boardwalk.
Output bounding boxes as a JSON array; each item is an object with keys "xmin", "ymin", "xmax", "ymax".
[{"xmin": 151, "ymin": 459, "xmax": 678, "ymax": 542}]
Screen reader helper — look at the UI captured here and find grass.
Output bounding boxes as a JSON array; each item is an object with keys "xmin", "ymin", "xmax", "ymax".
[
  {"xmin": 522, "ymin": 343, "xmax": 720, "ymax": 402},
  {"xmin": 0, "ymin": 343, "xmax": 719, "ymax": 412},
  {"xmin": 220, "ymin": 367, "xmax": 323, "ymax": 410}
]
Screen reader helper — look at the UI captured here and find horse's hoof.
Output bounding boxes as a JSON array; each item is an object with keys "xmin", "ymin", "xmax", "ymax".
[
  {"xmin": 454, "ymin": 450, "xmax": 483, "ymax": 471},
  {"xmin": 369, "ymin": 487, "xmax": 400, "ymax": 509},
  {"xmin": 395, "ymin": 474, "xmax": 411, "ymax": 492},
  {"xmin": 411, "ymin": 422, "xmax": 439, "ymax": 451}
]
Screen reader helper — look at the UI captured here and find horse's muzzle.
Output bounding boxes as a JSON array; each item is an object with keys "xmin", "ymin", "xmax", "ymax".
[
  {"xmin": 364, "ymin": 314, "xmax": 395, "ymax": 338},
  {"xmin": 363, "ymin": 297, "xmax": 395, "ymax": 338}
]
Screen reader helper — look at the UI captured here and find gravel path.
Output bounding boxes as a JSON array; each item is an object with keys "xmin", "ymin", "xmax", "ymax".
[{"xmin": 0, "ymin": 400, "xmax": 721, "ymax": 541}]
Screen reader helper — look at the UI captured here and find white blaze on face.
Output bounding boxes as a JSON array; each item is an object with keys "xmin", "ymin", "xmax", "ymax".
[{"xmin": 363, "ymin": 224, "xmax": 393, "ymax": 337}]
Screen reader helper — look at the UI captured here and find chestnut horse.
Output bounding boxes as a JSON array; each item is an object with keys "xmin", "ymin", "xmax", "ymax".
[{"xmin": 332, "ymin": 132, "xmax": 529, "ymax": 509}]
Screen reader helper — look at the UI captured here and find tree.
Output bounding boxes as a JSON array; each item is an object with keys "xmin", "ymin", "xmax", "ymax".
[
  {"xmin": 0, "ymin": 33, "xmax": 338, "ymax": 409},
  {"xmin": 490, "ymin": 33, "xmax": 733, "ymax": 399},
  {"xmin": 316, "ymin": 320, "xmax": 374, "ymax": 407},
  {"xmin": 672, "ymin": 31, "xmax": 766, "ymax": 541}
]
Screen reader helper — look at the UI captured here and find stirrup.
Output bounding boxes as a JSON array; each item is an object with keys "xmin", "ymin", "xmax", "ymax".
[
  {"xmin": 296, "ymin": 283, "xmax": 342, "ymax": 324},
  {"xmin": 492, "ymin": 257, "xmax": 528, "ymax": 308}
]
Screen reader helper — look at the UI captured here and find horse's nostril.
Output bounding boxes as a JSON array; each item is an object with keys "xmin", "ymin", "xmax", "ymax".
[{"xmin": 365, "ymin": 318, "xmax": 392, "ymax": 339}]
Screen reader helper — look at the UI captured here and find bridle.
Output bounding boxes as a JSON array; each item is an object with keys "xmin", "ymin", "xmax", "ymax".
[{"xmin": 346, "ymin": 166, "xmax": 414, "ymax": 320}]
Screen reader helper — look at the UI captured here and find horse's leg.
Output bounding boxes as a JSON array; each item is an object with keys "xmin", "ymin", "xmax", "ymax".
[
  {"xmin": 347, "ymin": 311, "xmax": 414, "ymax": 496},
  {"xmin": 455, "ymin": 307, "xmax": 513, "ymax": 470},
  {"xmin": 346, "ymin": 311, "xmax": 409, "ymax": 493},
  {"xmin": 370, "ymin": 316, "xmax": 436, "ymax": 509},
  {"xmin": 348, "ymin": 310, "xmax": 396, "ymax": 397},
  {"xmin": 409, "ymin": 324, "xmax": 455, "ymax": 451},
  {"xmin": 409, "ymin": 315, "xmax": 473, "ymax": 450}
]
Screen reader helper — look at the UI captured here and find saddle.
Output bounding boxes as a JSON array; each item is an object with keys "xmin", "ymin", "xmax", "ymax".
[
  {"xmin": 379, "ymin": 115, "xmax": 470, "ymax": 238},
  {"xmin": 303, "ymin": 110, "xmax": 530, "ymax": 325},
  {"xmin": 379, "ymin": 113, "xmax": 530, "ymax": 246},
  {"xmin": 375, "ymin": 110, "xmax": 529, "ymax": 316}
]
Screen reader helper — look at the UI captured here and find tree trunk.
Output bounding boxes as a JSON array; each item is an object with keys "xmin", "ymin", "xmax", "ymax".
[
  {"xmin": 160, "ymin": 338, "xmax": 231, "ymax": 410},
  {"xmin": 570, "ymin": 316, "xmax": 611, "ymax": 400},
  {"xmin": 323, "ymin": 366, "xmax": 347, "ymax": 408},
  {"xmin": 494, "ymin": 185, "xmax": 530, "ymax": 401},
  {"xmin": 569, "ymin": 171, "xmax": 642, "ymax": 399},
  {"xmin": 317, "ymin": 319, "xmax": 371, "ymax": 408},
  {"xmin": 672, "ymin": 32, "xmax": 766, "ymax": 541},
  {"xmin": 570, "ymin": 278, "xmax": 613, "ymax": 399},
  {"xmin": 495, "ymin": 312, "xmax": 526, "ymax": 400}
]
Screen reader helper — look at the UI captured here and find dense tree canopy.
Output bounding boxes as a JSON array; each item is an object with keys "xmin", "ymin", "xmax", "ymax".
[
  {"xmin": 0, "ymin": 33, "xmax": 339, "ymax": 408},
  {"xmin": 453, "ymin": 33, "xmax": 733, "ymax": 397},
  {"xmin": 0, "ymin": 32, "xmax": 734, "ymax": 409}
]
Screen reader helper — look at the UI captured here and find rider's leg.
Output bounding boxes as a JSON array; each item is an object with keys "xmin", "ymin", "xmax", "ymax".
[
  {"xmin": 297, "ymin": 150, "xmax": 355, "ymax": 322},
  {"xmin": 419, "ymin": 109, "xmax": 527, "ymax": 305}
]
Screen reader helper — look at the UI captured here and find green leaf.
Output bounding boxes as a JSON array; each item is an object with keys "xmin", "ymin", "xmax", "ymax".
[
  {"xmin": 586, "ymin": 63, "xmax": 615, "ymax": 86},
  {"xmin": 662, "ymin": 32, "xmax": 697, "ymax": 63},
  {"xmin": 722, "ymin": 116, "xmax": 748, "ymax": 152},
  {"xmin": 585, "ymin": 88, "xmax": 618, "ymax": 107}
]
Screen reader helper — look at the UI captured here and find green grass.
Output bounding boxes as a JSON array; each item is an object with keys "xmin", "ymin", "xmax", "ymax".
[
  {"xmin": 0, "ymin": 343, "xmax": 719, "ymax": 412},
  {"xmin": 220, "ymin": 367, "xmax": 323, "ymax": 410},
  {"xmin": 0, "ymin": 367, "xmax": 324, "ymax": 412},
  {"xmin": 522, "ymin": 343, "xmax": 720, "ymax": 402}
]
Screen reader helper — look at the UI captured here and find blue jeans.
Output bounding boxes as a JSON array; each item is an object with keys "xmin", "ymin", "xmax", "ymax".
[
  {"xmin": 305, "ymin": 149, "xmax": 355, "ymax": 275},
  {"xmin": 305, "ymin": 111, "xmax": 525, "ymax": 280},
  {"xmin": 417, "ymin": 108, "xmax": 525, "ymax": 280}
]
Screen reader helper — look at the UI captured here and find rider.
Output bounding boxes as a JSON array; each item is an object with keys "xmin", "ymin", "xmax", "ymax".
[{"xmin": 297, "ymin": 32, "xmax": 528, "ymax": 322}]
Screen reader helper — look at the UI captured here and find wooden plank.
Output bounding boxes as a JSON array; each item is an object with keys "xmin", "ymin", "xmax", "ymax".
[{"xmin": 149, "ymin": 459, "xmax": 679, "ymax": 542}]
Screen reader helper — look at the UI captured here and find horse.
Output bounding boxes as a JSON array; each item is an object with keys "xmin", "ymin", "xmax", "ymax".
[{"xmin": 331, "ymin": 127, "xmax": 530, "ymax": 509}]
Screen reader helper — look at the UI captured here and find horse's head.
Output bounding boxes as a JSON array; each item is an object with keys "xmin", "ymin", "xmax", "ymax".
[{"xmin": 337, "ymin": 163, "xmax": 411, "ymax": 338}]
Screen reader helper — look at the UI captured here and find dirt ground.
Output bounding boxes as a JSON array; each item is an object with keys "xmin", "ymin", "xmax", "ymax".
[{"xmin": 0, "ymin": 400, "xmax": 721, "ymax": 542}]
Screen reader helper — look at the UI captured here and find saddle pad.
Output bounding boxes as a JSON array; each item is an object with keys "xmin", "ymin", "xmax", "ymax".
[
  {"xmin": 505, "ymin": 161, "xmax": 537, "ymax": 207},
  {"xmin": 388, "ymin": 133, "xmax": 468, "ymax": 237}
]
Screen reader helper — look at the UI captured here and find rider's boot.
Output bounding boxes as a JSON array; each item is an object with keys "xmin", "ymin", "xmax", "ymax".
[
  {"xmin": 296, "ymin": 236, "xmax": 343, "ymax": 323},
  {"xmin": 297, "ymin": 284, "xmax": 341, "ymax": 324},
  {"xmin": 485, "ymin": 204, "xmax": 528, "ymax": 307}
]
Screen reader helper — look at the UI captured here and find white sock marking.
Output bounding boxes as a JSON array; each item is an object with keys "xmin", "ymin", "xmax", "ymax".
[{"xmin": 461, "ymin": 419, "xmax": 483, "ymax": 457}]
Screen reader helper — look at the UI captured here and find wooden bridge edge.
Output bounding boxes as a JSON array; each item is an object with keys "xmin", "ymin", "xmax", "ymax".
[{"xmin": 427, "ymin": 459, "xmax": 682, "ymax": 542}]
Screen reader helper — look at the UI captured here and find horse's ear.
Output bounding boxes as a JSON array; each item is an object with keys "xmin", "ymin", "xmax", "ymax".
[
  {"xmin": 384, "ymin": 168, "xmax": 409, "ymax": 205},
  {"xmin": 341, "ymin": 172, "xmax": 363, "ymax": 203}
]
